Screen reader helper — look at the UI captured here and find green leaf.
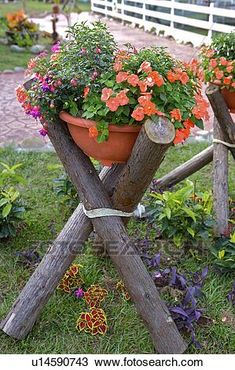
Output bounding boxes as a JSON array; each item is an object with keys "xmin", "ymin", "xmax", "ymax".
[
  {"xmin": 218, "ymin": 250, "xmax": 225, "ymax": 259},
  {"xmin": 165, "ymin": 207, "xmax": 171, "ymax": 220},
  {"xmin": 0, "ymin": 198, "xmax": 8, "ymax": 207},
  {"xmin": 187, "ymin": 227, "xmax": 195, "ymax": 237},
  {"xmin": 2, "ymin": 203, "xmax": 12, "ymax": 218},
  {"xmin": 182, "ymin": 207, "xmax": 197, "ymax": 222}
]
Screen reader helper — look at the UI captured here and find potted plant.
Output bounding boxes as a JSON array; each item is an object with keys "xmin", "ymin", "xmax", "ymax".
[
  {"xmin": 16, "ymin": 22, "xmax": 208, "ymax": 166},
  {"xmin": 6, "ymin": 10, "xmax": 39, "ymax": 47},
  {"xmin": 200, "ymin": 31, "xmax": 235, "ymax": 113}
]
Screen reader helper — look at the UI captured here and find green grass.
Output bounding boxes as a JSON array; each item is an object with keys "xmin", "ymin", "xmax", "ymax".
[
  {"xmin": 0, "ymin": 144, "xmax": 234, "ymax": 354},
  {"xmin": 0, "ymin": 44, "xmax": 33, "ymax": 71},
  {"xmin": 0, "ymin": 1, "xmax": 91, "ymax": 17},
  {"xmin": 0, "ymin": 1, "xmax": 91, "ymax": 71}
]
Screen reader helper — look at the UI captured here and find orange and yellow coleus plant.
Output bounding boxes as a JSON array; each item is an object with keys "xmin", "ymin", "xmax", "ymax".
[
  {"xmin": 58, "ymin": 264, "xmax": 84, "ymax": 294},
  {"xmin": 6, "ymin": 10, "xmax": 26, "ymax": 29}
]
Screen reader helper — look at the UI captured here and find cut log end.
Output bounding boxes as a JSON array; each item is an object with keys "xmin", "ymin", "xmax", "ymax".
[
  {"xmin": 144, "ymin": 117, "xmax": 175, "ymax": 144},
  {"xmin": 206, "ymin": 84, "xmax": 219, "ymax": 96}
]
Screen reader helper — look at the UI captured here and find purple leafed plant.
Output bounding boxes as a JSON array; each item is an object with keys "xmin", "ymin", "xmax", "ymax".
[{"xmin": 145, "ymin": 253, "xmax": 208, "ymax": 348}]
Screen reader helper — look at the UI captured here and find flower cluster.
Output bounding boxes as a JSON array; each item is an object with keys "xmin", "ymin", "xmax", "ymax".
[
  {"xmin": 200, "ymin": 48, "xmax": 235, "ymax": 90},
  {"xmin": 83, "ymin": 47, "xmax": 208, "ymax": 144},
  {"xmin": 58, "ymin": 264, "xmax": 84, "ymax": 294},
  {"xmin": 16, "ymin": 22, "xmax": 208, "ymax": 146}
]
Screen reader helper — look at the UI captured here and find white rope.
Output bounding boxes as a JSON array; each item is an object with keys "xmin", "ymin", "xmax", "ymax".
[
  {"xmin": 213, "ymin": 139, "xmax": 235, "ymax": 148},
  {"xmin": 82, "ymin": 205, "xmax": 134, "ymax": 219}
]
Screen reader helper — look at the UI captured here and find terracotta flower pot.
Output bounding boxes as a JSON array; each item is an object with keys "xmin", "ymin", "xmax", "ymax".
[
  {"xmin": 59, "ymin": 112, "xmax": 141, "ymax": 166},
  {"xmin": 221, "ymin": 88, "xmax": 235, "ymax": 114}
]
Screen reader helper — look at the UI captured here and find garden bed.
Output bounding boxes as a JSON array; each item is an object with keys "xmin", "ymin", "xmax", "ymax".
[{"xmin": 0, "ymin": 144, "xmax": 234, "ymax": 354}]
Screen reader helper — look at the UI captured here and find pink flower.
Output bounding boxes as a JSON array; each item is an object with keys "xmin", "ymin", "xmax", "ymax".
[
  {"xmin": 39, "ymin": 127, "xmax": 48, "ymax": 137},
  {"xmin": 74, "ymin": 288, "xmax": 84, "ymax": 299},
  {"xmin": 51, "ymin": 42, "xmax": 60, "ymax": 53}
]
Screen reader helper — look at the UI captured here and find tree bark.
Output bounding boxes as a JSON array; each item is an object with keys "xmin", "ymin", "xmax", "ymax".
[
  {"xmin": 213, "ymin": 117, "xmax": 229, "ymax": 236},
  {"xmin": 1, "ymin": 119, "xmax": 186, "ymax": 353},
  {"xmin": 154, "ymin": 145, "xmax": 213, "ymax": 191},
  {"xmin": 206, "ymin": 84, "xmax": 235, "ymax": 159}
]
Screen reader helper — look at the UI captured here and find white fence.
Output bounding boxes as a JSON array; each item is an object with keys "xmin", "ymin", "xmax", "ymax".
[{"xmin": 91, "ymin": 0, "xmax": 235, "ymax": 46}]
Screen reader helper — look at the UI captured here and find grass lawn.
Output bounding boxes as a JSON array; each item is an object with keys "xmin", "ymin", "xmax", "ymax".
[
  {"xmin": 0, "ymin": 1, "xmax": 91, "ymax": 17},
  {"xmin": 0, "ymin": 1, "xmax": 91, "ymax": 71},
  {"xmin": 0, "ymin": 44, "xmax": 34, "ymax": 71},
  {"xmin": 0, "ymin": 143, "xmax": 234, "ymax": 354}
]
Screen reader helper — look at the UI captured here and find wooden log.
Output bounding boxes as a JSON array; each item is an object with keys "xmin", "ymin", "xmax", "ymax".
[
  {"xmin": 206, "ymin": 84, "xmax": 235, "ymax": 159},
  {"xmin": 154, "ymin": 145, "xmax": 213, "ymax": 191},
  {"xmin": 1, "ymin": 119, "xmax": 186, "ymax": 353},
  {"xmin": 95, "ymin": 116, "xmax": 175, "ymax": 254},
  {"xmin": 213, "ymin": 117, "xmax": 229, "ymax": 236},
  {"xmin": 112, "ymin": 116, "xmax": 175, "ymax": 211}
]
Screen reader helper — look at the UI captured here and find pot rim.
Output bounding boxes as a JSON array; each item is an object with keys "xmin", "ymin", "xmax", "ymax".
[{"xmin": 59, "ymin": 111, "xmax": 142, "ymax": 133}]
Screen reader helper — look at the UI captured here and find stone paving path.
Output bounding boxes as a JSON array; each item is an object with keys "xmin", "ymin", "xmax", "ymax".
[{"xmin": 0, "ymin": 13, "xmax": 215, "ymax": 149}]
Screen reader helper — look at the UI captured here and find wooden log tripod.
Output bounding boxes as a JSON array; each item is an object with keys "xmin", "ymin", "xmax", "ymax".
[
  {"xmin": 1, "ymin": 86, "xmax": 233, "ymax": 353},
  {"xmin": 0, "ymin": 116, "xmax": 187, "ymax": 354}
]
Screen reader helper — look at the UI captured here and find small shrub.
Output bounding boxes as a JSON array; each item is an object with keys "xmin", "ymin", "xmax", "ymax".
[
  {"xmin": 0, "ymin": 162, "xmax": 26, "ymax": 239},
  {"xmin": 146, "ymin": 180, "xmax": 213, "ymax": 247},
  {"xmin": 53, "ymin": 174, "xmax": 79, "ymax": 209},
  {"xmin": 210, "ymin": 233, "xmax": 235, "ymax": 273},
  {"xmin": 6, "ymin": 10, "xmax": 39, "ymax": 47}
]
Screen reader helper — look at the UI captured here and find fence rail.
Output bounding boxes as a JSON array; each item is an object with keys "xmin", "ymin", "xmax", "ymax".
[{"xmin": 91, "ymin": 0, "xmax": 235, "ymax": 46}]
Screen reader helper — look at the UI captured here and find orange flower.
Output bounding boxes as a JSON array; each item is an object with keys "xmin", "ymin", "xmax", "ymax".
[
  {"xmin": 149, "ymin": 71, "xmax": 164, "ymax": 87},
  {"xmin": 223, "ymin": 77, "xmax": 232, "ymax": 85},
  {"xmin": 139, "ymin": 61, "xmax": 152, "ymax": 73},
  {"xmin": 113, "ymin": 60, "xmax": 123, "ymax": 72},
  {"xmin": 101, "ymin": 88, "xmax": 113, "ymax": 102},
  {"xmin": 143, "ymin": 101, "xmax": 157, "ymax": 116},
  {"xmin": 209, "ymin": 59, "xmax": 217, "ymax": 68},
  {"xmin": 170, "ymin": 108, "xmax": 182, "ymax": 121},
  {"xmin": 167, "ymin": 70, "xmax": 177, "ymax": 83},
  {"xmin": 138, "ymin": 94, "xmax": 152, "ymax": 106},
  {"xmin": 116, "ymin": 71, "xmax": 129, "ymax": 83},
  {"xmin": 131, "ymin": 106, "xmax": 145, "ymax": 121},
  {"xmin": 16, "ymin": 85, "xmax": 28, "ymax": 104},
  {"xmin": 215, "ymin": 69, "xmax": 224, "ymax": 80},
  {"xmin": 183, "ymin": 118, "xmax": 194, "ymax": 129},
  {"xmin": 83, "ymin": 86, "xmax": 90, "ymax": 98},
  {"xmin": 116, "ymin": 90, "xmax": 129, "ymax": 106},
  {"xmin": 220, "ymin": 57, "xmax": 228, "ymax": 66},
  {"xmin": 106, "ymin": 97, "xmax": 120, "ymax": 112},
  {"xmin": 173, "ymin": 129, "xmax": 187, "ymax": 145},
  {"xmin": 127, "ymin": 74, "xmax": 139, "ymax": 87},
  {"xmin": 226, "ymin": 65, "xmax": 233, "ymax": 73},
  {"xmin": 138, "ymin": 80, "xmax": 148, "ymax": 93},
  {"xmin": 178, "ymin": 71, "xmax": 189, "ymax": 85},
  {"xmin": 205, "ymin": 49, "xmax": 214, "ymax": 58},
  {"xmin": 192, "ymin": 94, "xmax": 209, "ymax": 120},
  {"xmin": 27, "ymin": 58, "xmax": 37, "ymax": 70},
  {"xmin": 89, "ymin": 126, "xmax": 98, "ymax": 139}
]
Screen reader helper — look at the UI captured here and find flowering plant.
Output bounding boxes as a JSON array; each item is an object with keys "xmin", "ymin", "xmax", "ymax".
[
  {"xmin": 200, "ymin": 31, "xmax": 235, "ymax": 91},
  {"xmin": 6, "ymin": 10, "xmax": 39, "ymax": 47},
  {"xmin": 17, "ymin": 22, "xmax": 208, "ymax": 145}
]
